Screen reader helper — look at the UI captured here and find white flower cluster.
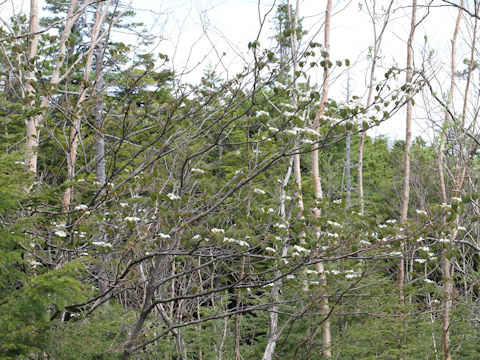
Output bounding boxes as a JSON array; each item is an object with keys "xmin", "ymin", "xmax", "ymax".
[
  {"xmin": 191, "ymin": 168, "xmax": 205, "ymax": 174},
  {"xmin": 416, "ymin": 209, "xmax": 427, "ymax": 216},
  {"xmin": 451, "ymin": 197, "xmax": 462, "ymax": 202},
  {"xmin": 158, "ymin": 233, "xmax": 170, "ymax": 239},
  {"xmin": 125, "ymin": 216, "xmax": 140, "ymax": 223},
  {"xmin": 223, "ymin": 237, "xmax": 249, "ymax": 248},
  {"xmin": 255, "ymin": 110, "xmax": 269, "ymax": 117},
  {"xmin": 253, "ymin": 188, "xmax": 266, "ymax": 195},
  {"xmin": 29, "ymin": 260, "xmax": 42, "ymax": 268},
  {"xmin": 268, "ymin": 126, "xmax": 279, "ymax": 132},
  {"xmin": 388, "ymin": 251, "xmax": 402, "ymax": 257},
  {"xmin": 274, "ymin": 222, "xmax": 287, "ymax": 229},
  {"xmin": 74, "ymin": 204, "xmax": 88, "ymax": 211},
  {"xmin": 332, "ymin": 199, "xmax": 342, "ymax": 204},
  {"xmin": 292, "ymin": 244, "xmax": 310, "ymax": 254},
  {"xmin": 167, "ymin": 193, "xmax": 180, "ymax": 201},
  {"xmin": 327, "ymin": 220, "xmax": 341, "ymax": 228},
  {"xmin": 54, "ymin": 230, "xmax": 68, "ymax": 238},
  {"xmin": 386, "ymin": 219, "xmax": 396, "ymax": 224},
  {"xmin": 265, "ymin": 246, "xmax": 276, "ymax": 254},
  {"xmin": 92, "ymin": 241, "xmax": 113, "ymax": 249},
  {"xmin": 284, "ymin": 127, "xmax": 320, "ymax": 137},
  {"xmin": 211, "ymin": 228, "xmax": 225, "ymax": 235}
]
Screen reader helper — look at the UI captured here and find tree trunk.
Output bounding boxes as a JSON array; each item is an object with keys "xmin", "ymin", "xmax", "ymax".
[
  {"xmin": 312, "ymin": 0, "xmax": 332, "ymax": 357},
  {"xmin": 25, "ymin": 0, "xmax": 82, "ymax": 177},
  {"xmin": 25, "ymin": 0, "xmax": 39, "ymax": 176},
  {"xmin": 357, "ymin": 0, "xmax": 393, "ymax": 215},
  {"xmin": 62, "ymin": 1, "xmax": 111, "ymax": 211},
  {"xmin": 438, "ymin": 4, "xmax": 462, "ymax": 359},
  {"xmin": 398, "ymin": 0, "xmax": 417, "ymax": 303},
  {"xmin": 95, "ymin": 39, "xmax": 106, "ymax": 188}
]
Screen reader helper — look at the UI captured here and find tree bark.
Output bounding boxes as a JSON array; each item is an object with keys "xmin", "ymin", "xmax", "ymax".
[
  {"xmin": 25, "ymin": 0, "xmax": 39, "ymax": 176},
  {"xmin": 398, "ymin": 0, "xmax": 417, "ymax": 304},
  {"xmin": 62, "ymin": 0, "xmax": 112, "ymax": 211},
  {"xmin": 357, "ymin": 0, "xmax": 393, "ymax": 215},
  {"xmin": 312, "ymin": 0, "xmax": 332, "ymax": 357},
  {"xmin": 25, "ymin": 0, "xmax": 84, "ymax": 177}
]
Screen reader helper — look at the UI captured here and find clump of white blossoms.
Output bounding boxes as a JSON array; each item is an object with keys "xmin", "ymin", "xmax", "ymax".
[
  {"xmin": 416, "ymin": 209, "xmax": 427, "ymax": 216},
  {"xmin": 253, "ymin": 188, "xmax": 266, "ymax": 195},
  {"xmin": 255, "ymin": 110, "xmax": 269, "ymax": 117},
  {"xmin": 192, "ymin": 234, "xmax": 201, "ymax": 240},
  {"xmin": 191, "ymin": 168, "xmax": 205, "ymax": 174},
  {"xmin": 451, "ymin": 197, "xmax": 462, "ymax": 203},
  {"xmin": 74, "ymin": 204, "xmax": 88, "ymax": 211},
  {"xmin": 167, "ymin": 193, "xmax": 180, "ymax": 201},
  {"xmin": 125, "ymin": 216, "xmax": 140, "ymax": 223},
  {"xmin": 386, "ymin": 219, "xmax": 397, "ymax": 224},
  {"xmin": 424, "ymin": 278, "xmax": 435, "ymax": 284},
  {"xmin": 292, "ymin": 244, "xmax": 310, "ymax": 254},
  {"xmin": 120, "ymin": 202, "xmax": 128, "ymax": 207},
  {"xmin": 265, "ymin": 246, "xmax": 276, "ymax": 254},
  {"xmin": 92, "ymin": 241, "xmax": 113, "ymax": 249},
  {"xmin": 158, "ymin": 233, "xmax": 170, "ymax": 239},
  {"xmin": 54, "ymin": 230, "xmax": 68, "ymax": 238},
  {"xmin": 327, "ymin": 220, "xmax": 341, "ymax": 228},
  {"xmin": 211, "ymin": 228, "xmax": 225, "ymax": 235},
  {"xmin": 332, "ymin": 199, "xmax": 342, "ymax": 204},
  {"xmin": 388, "ymin": 251, "xmax": 402, "ymax": 257},
  {"xmin": 223, "ymin": 237, "xmax": 249, "ymax": 248}
]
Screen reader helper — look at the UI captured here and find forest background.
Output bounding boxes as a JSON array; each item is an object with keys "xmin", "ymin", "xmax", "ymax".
[{"xmin": 1, "ymin": 0, "xmax": 480, "ymax": 359}]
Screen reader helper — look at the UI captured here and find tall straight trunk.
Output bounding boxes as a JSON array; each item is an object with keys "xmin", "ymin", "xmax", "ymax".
[
  {"xmin": 440, "ymin": 4, "xmax": 474, "ymax": 360},
  {"xmin": 95, "ymin": 40, "xmax": 106, "ymax": 188},
  {"xmin": 62, "ymin": 1, "xmax": 110, "ymax": 211},
  {"xmin": 398, "ymin": 0, "xmax": 417, "ymax": 303},
  {"xmin": 25, "ymin": 0, "xmax": 39, "ymax": 176},
  {"xmin": 312, "ymin": 0, "xmax": 332, "ymax": 357},
  {"xmin": 357, "ymin": 0, "xmax": 393, "ymax": 215},
  {"xmin": 262, "ymin": 3, "xmax": 301, "ymax": 359},
  {"xmin": 438, "ymin": 3, "xmax": 462, "ymax": 360},
  {"xmin": 25, "ymin": 0, "xmax": 85, "ymax": 177},
  {"xmin": 262, "ymin": 159, "xmax": 293, "ymax": 360},
  {"xmin": 287, "ymin": 0, "xmax": 306, "ymax": 242},
  {"xmin": 345, "ymin": 131, "xmax": 351, "ymax": 205}
]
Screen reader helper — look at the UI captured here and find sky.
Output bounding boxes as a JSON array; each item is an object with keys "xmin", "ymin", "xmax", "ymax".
[{"xmin": 0, "ymin": 0, "xmax": 471, "ymax": 141}]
